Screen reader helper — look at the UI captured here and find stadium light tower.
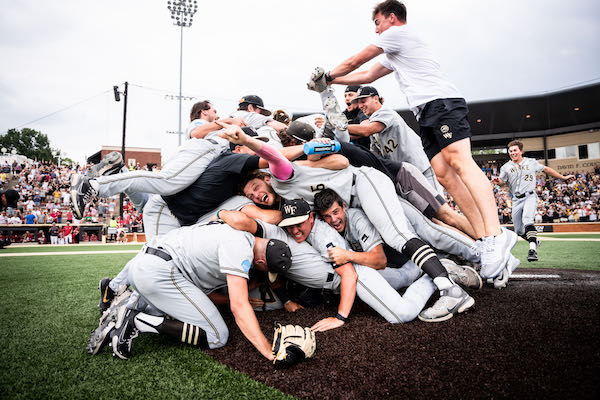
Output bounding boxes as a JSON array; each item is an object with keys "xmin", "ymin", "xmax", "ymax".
[{"xmin": 167, "ymin": 0, "xmax": 198, "ymax": 146}]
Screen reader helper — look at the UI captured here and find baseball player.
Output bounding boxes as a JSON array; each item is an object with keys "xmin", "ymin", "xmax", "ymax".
[
  {"xmin": 186, "ymin": 100, "xmax": 248, "ymax": 140},
  {"xmin": 492, "ymin": 140, "xmax": 574, "ymax": 262},
  {"xmin": 310, "ymin": 0, "xmax": 517, "ymax": 281},
  {"xmin": 220, "ymin": 124, "xmax": 474, "ymax": 322},
  {"xmin": 218, "ymin": 201, "xmax": 438, "ymax": 328},
  {"xmin": 313, "ymin": 188, "xmax": 486, "ymax": 290},
  {"xmin": 92, "ymin": 221, "xmax": 306, "ymax": 362}
]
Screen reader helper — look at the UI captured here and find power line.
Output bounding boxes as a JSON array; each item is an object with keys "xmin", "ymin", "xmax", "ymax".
[{"xmin": 2, "ymin": 89, "xmax": 111, "ymax": 135}]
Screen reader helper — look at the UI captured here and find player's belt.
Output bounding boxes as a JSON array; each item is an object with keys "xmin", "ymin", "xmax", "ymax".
[
  {"xmin": 145, "ymin": 246, "xmax": 172, "ymax": 261},
  {"xmin": 514, "ymin": 191, "xmax": 534, "ymax": 199}
]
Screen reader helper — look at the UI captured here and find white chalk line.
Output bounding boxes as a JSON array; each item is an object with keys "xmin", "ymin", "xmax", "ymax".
[{"xmin": 0, "ymin": 250, "xmax": 139, "ymax": 257}]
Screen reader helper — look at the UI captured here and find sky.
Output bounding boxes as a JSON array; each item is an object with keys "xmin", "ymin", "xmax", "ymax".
[{"xmin": 1, "ymin": 0, "xmax": 599, "ymax": 164}]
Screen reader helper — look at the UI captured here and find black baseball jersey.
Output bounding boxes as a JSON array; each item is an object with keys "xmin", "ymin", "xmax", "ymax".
[{"xmin": 162, "ymin": 152, "xmax": 259, "ymax": 226}]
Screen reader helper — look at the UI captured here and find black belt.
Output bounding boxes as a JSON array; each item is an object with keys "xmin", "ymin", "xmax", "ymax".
[
  {"xmin": 145, "ymin": 246, "xmax": 172, "ymax": 261},
  {"xmin": 515, "ymin": 191, "xmax": 534, "ymax": 199}
]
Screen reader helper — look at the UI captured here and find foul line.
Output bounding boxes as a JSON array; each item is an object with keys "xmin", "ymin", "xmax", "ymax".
[
  {"xmin": 0, "ymin": 250, "xmax": 139, "ymax": 257},
  {"xmin": 510, "ymin": 273, "xmax": 561, "ymax": 279}
]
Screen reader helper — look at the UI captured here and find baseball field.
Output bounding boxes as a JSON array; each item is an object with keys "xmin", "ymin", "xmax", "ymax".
[{"xmin": 1, "ymin": 235, "xmax": 599, "ymax": 399}]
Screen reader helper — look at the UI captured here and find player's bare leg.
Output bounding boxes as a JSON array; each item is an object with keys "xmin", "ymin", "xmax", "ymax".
[
  {"xmin": 434, "ymin": 203, "xmax": 477, "ymax": 239},
  {"xmin": 430, "ymin": 152, "xmax": 485, "ymax": 238}
]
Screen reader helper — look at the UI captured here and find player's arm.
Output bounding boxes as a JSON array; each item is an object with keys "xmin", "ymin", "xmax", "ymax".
[
  {"xmin": 266, "ymin": 119, "xmax": 288, "ymax": 133},
  {"xmin": 218, "ymin": 210, "xmax": 258, "ymax": 234},
  {"xmin": 331, "ymin": 61, "xmax": 393, "ymax": 86},
  {"xmin": 328, "ymin": 243, "xmax": 387, "ymax": 270},
  {"xmin": 327, "ymin": 45, "xmax": 384, "ymax": 81},
  {"xmin": 490, "ymin": 177, "xmax": 505, "ymax": 186},
  {"xmin": 311, "ymin": 262, "xmax": 357, "ymax": 332},
  {"xmin": 218, "ymin": 121, "xmax": 293, "ymax": 180},
  {"xmin": 240, "ymin": 204, "xmax": 282, "ymax": 225},
  {"xmin": 347, "ymin": 121, "xmax": 386, "ymax": 139},
  {"xmin": 543, "ymin": 166, "xmax": 575, "ymax": 181},
  {"xmin": 190, "ymin": 117, "xmax": 247, "ymax": 139},
  {"xmin": 256, "ymin": 145, "xmax": 305, "ymax": 169},
  {"xmin": 296, "ymin": 154, "xmax": 350, "ymax": 170},
  {"xmin": 227, "ymin": 274, "xmax": 274, "ymax": 360}
]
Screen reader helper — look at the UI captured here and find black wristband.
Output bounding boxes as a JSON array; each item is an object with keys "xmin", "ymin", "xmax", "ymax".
[
  {"xmin": 325, "ymin": 71, "xmax": 333, "ymax": 82},
  {"xmin": 335, "ymin": 313, "xmax": 348, "ymax": 322}
]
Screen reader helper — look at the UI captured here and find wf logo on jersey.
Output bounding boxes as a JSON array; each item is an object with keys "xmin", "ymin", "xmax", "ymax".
[
  {"xmin": 440, "ymin": 125, "xmax": 452, "ymax": 139},
  {"xmin": 241, "ymin": 259, "xmax": 251, "ymax": 273}
]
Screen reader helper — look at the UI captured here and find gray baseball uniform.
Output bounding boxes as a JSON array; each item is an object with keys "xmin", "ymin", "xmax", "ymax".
[
  {"xmin": 127, "ymin": 223, "xmax": 255, "ymax": 349},
  {"xmin": 256, "ymin": 220, "xmax": 434, "ymax": 323},
  {"xmin": 95, "ymin": 137, "xmax": 229, "ymax": 198},
  {"xmin": 342, "ymin": 208, "xmax": 420, "ymax": 289},
  {"xmin": 498, "ymin": 158, "xmax": 545, "ymax": 235},
  {"xmin": 270, "ymin": 163, "xmax": 417, "ymax": 252}
]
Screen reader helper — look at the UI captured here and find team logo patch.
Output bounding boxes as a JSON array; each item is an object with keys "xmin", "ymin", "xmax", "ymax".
[
  {"xmin": 440, "ymin": 124, "xmax": 452, "ymax": 139},
  {"xmin": 241, "ymin": 259, "xmax": 251, "ymax": 273}
]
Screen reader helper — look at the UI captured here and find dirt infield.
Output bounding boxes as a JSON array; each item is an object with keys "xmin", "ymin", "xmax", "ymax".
[{"xmin": 210, "ymin": 269, "xmax": 600, "ymax": 399}]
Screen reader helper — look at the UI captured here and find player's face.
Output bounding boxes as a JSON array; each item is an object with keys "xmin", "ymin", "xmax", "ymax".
[
  {"xmin": 319, "ymin": 201, "xmax": 347, "ymax": 233},
  {"xmin": 373, "ymin": 12, "xmax": 394, "ymax": 35},
  {"xmin": 508, "ymin": 145, "xmax": 523, "ymax": 162},
  {"xmin": 357, "ymin": 96, "xmax": 378, "ymax": 116},
  {"xmin": 285, "ymin": 214, "xmax": 314, "ymax": 243},
  {"xmin": 243, "ymin": 177, "xmax": 276, "ymax": 206},
  {"xmin": 344, "ymin": 91, "xmax": 358, "ymax": 110},
  {"xmin": 202, "ymin": 105, "xmax": 219, "ymax": 122}
]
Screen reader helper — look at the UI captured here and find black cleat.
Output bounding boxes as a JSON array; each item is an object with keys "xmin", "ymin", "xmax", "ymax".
[
  {"xmin": 70, "ymin": 174, "xmax": 98, "ymax": 219},
  {"xmin": 527, "ymin": 248, "xmax": 538, "ymax": 262},
  {"xmin": 98, "ymin": 278, "xmax": 115, "ymax": 315},
  {"xmin": 86, "ymin": 151, "xmax": 124, "ymax": 178},
  {"xmin": 111, "ymin": 308, "xmax": 140, "ymax": 360}
]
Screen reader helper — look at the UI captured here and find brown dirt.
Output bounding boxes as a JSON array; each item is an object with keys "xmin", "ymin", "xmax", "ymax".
[{"xmin": 209, "ymin": 269, "xmax": 600, "ymax": 399}]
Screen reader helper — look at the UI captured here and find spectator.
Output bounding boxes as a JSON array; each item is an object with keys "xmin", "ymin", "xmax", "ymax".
[{"xmin": 49, "ymin": 223, "xmax": 59, "ymax": 245}]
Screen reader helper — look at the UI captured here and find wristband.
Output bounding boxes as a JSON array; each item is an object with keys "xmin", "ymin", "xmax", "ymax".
[
  {"xmin": 325, "ymin": 71, "xmax": 333, "ymax": 82},
  {"xmin": 335, "ymin": 313, "xmax": 348, "ymax": 322},
  {"xmin": 216, "ymin": 209, "xmax": 223, "ymax": 219}
]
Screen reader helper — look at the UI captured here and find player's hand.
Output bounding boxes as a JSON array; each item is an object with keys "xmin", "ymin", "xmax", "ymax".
[
  {"xmin": 328, "ymin": 247, "xmax": 351, "ymax": 266},
  {"xmin": 216, "ymin": 121, "xmax": 247, "ymax": 145},
  {"xmin": 249, "ymin": 297, "xmax": 264, "ymax": 308},
  {"xmin": 563, "ymin": 174, "xmax": 575, "ymax": 181},
  {"xmin": 228, "ymin": 117, "xmax": 247, "ymax": 127},
  {"xmin": 309, "ymin": 137, "xmax": 334, "ymax": 145},
  {"xmin": 311, "ymin": 316, "xmax": 344, "ymax": 332},
  {"xmin": 314, "ymin": 116, "xmax": 325, "ymax": 129},
  {"xmin": 284, "ymin": 301, "xmax": 304, "ymax": 313}
]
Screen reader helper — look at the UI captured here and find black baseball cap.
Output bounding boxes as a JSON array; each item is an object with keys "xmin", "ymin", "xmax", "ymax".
[
  {"xmin": 351, "ymin": 86, "xmax": 379, "ymax": 103},
  {"xmin": 285, "ymin": 121, "xmax": 315, "ymax": 144},
  {"xmin": 238, "ymin": 95, "xmax": 272, "ymax": 116},
  {"xmin": 345, "ymin": 85, "xmax": 362, "ymax": 93},
  {"xmin": 0, "ymin": 189, "xmax": 19, "ymax": 209},
  {"xmin": 278, "ymin": 198, "xmax": 311, "ymax": 227},
  {"xmin": 229, "ymin": 127, "xmax": 269, "ymax": 150},
  {"xmin": 265, "ymin": 239, "xmax": 293, "ymax": 282}
]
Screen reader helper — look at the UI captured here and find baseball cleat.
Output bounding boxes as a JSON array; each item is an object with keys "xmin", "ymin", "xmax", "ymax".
[
  {"xmin": 111, "ymin": 308, "xmax": 140, "ymax": 360},
  {"xmin": 98, "ymin": 277, "xmax": 115, "ymax": 315},
  {"xmin": 70, "ymin": 174, "xmax": 98, "ymax": 219},
  {"xmin": 323, "ymin": 97, "xmax": 348, "ymax": 132},
  {"xmin": 307, "ymin": 67, "xmax": 328, "ymax": 93},
  {"xmin": 527, "ymin": 248, "xmax": 538, "ymax": 262},
  {"xmin": 418, "ymin": 285, "xmax": 474, "ymax": 323},
  {"xmin": 87, "ymin": 291, "xmax": 131, "ymax": 355},
  {"xmin": 493, "ymin": 254, "xmax": 521, "ymax": 289},
  {"xmin": 441, "ymin": 258, "xmax": 482, "ymax": 290},
  {"xmin": 479, "ymin": 228, "xmax": 518, "ymax": 279},
  {"xmin": 86, "ymin": 151, "xmax": 124, "ymax": 178}
]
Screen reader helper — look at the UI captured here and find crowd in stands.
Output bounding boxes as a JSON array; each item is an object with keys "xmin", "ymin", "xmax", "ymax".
[
  {"xmin": 1, "ymin": 156, "xmax": 598, "ymax": 246},
  {"xmin": 0, "ymin": 158, "xmax": 145, "ymax": 244}
]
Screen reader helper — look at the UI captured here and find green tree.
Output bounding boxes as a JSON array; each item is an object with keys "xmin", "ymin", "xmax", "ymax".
[{"xmin": 0, "ymin": 128, "xmax": 61, "ymax": 162}]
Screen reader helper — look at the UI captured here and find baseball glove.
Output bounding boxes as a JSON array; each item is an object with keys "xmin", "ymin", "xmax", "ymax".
[
  {"xmin": 307, "ymin": 67, "xmax": 328, "ymax": 93},
  {"xmin": 272, "ymin": 322, "xmax": 316, "ymax": 367}
]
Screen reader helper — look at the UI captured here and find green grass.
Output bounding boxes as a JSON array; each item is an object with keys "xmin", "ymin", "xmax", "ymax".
[
  {"xmin": 1, "ymin": 241, "xmax": 598, "ymax": 399},
  {"xmin": 0, "ymin": 253, "xmax": 292, "ymax": 400},
  {"xmin": 513, "ymin": 239, "xmax": 600, "ymax": 270},
  {"xmin": 539, "ymin": 233, "xmax": 600, "ymax": 239},
  {"xmin": 0, "ymin": 244, "xmax": 143, "ymax": 253}
]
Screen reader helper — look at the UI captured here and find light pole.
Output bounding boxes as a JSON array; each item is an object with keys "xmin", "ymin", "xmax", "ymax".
[
  {"xmin": 114, "ymin": 82, "xmax": 129, "ymax": 217},
  {"xmin": 166, "ymin": 0, "xmax": 198, "ymax": 146}
]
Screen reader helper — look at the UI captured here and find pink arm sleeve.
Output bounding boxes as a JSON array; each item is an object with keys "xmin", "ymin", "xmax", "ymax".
[{"xmin": 255, "ymin": 144, "xmax": 293, "ymax": 180}]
